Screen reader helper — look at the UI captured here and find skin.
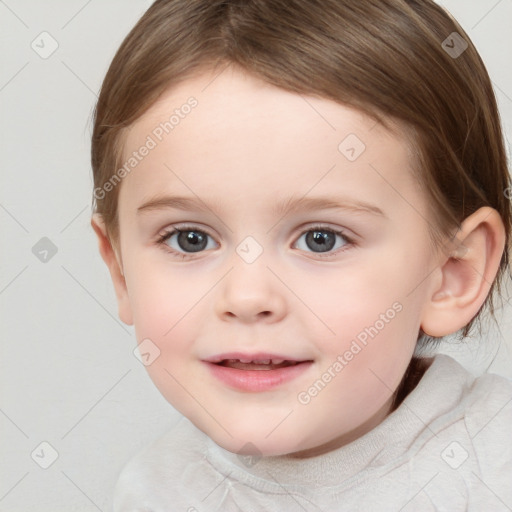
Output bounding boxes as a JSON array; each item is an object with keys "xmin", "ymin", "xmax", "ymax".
[{"xmin": 92, "ymin": 65, "xmax": 506, "ymax": 458}]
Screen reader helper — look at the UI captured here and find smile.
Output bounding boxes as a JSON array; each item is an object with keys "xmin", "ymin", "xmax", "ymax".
[{"xmin": 203, "ymin": 353, "xmax": 314, "ymax": 392}]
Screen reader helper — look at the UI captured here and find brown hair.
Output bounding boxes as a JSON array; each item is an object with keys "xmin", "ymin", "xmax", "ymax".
[{"xmin": 91, "ymin": 0, "xmax": 511, "ymax": 344}]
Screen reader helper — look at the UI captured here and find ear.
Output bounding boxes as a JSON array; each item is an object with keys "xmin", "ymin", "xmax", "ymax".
[
  {"xmin": 420, "ymin": 206, "xmax": 506, "ymax": 337},
  {"xmin": 91, "ymin": 214, "xmax": 133, "ymax": 326}
]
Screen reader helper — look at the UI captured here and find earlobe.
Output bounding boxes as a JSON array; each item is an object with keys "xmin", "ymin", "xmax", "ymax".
[
  {"xmin": 91, "ymin": 214, "xmax": 134, "ymax": 326},
  {"xmin": 420, "ymin": 207, "xmax": 505, "ymax": 338}
]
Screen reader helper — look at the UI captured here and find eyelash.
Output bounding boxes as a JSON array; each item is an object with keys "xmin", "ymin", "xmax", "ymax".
[{"xmin": 155, "ymin": 224, "xmax": 355, "ymax": 260}]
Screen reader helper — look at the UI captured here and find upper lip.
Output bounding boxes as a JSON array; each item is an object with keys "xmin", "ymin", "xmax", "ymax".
[{"xmin": 203, "ymin": 352, "xmax": 312, "ymax": 364}]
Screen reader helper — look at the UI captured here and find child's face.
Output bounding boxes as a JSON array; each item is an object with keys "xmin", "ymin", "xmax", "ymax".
[{"xmin": 110, "ymin": 65, "xmax": 444, "ymax": 457}]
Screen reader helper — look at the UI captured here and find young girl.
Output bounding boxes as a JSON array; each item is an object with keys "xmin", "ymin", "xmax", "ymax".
[{"xmin": 90, "ymin": 0, "xmax": 512, "ymax": 510}]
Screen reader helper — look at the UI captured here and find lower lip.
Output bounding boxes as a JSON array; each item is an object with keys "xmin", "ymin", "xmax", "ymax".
[{"xmin": 204, "ymin": 361, "xmax": 313, "ymax": 392}]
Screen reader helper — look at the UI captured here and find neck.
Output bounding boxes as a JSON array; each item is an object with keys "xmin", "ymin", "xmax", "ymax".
[{"xmin": 391, "ymin": 356, "xmax": 433, "ymax": 412}]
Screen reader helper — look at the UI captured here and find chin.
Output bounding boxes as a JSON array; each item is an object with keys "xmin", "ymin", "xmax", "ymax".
[{"xmin": 178, "ymin": 401, "xmax": 328, "ymax": 456}]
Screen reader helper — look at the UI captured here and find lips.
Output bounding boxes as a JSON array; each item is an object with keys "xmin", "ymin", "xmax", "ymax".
[{"xmin": 203, "ymin": 352, "xmax": 314, "ymax": 391}]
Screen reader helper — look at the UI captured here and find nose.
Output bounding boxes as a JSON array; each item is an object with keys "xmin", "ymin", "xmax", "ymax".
[{"xmin": 215, "ymin": 257, "xmax": 287, "ymax": 324}]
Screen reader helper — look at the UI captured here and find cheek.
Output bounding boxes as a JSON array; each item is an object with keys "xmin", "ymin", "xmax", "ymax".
[
  {"xmin": 126, "ymin": 255, "xmax": 201, "ymax": 332},
  {"xmin": 305, "ymin": 258, "xmax": 424, "ymax": 402},
  {"xmin": 126, "ymin": 264, "xmax": 204, "ymax": 413},
  {"xmin": 311, "ymin": 262, "xmax": 415, "ymax": 348},
  {"xmin": 125, "ymin": 261, "xmax": 208, "ymax": 391}
]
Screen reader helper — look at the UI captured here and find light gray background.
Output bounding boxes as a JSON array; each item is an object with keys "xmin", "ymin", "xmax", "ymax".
[{"xmin": 1, "ymin": 0, "xmax": 511, "ymax": 510}]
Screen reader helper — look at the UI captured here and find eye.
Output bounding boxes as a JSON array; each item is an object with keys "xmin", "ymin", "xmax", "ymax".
[
  {"xmin": 156, "ymin": 225, "xmax": 217, "ymax": 259},
  {"xmin": 294, "ymin": 225, "xmax": 353, "ymax": 256},
  {"xmin": 156, "ymin": 224, "xmax": 354, "ymax": 260}
]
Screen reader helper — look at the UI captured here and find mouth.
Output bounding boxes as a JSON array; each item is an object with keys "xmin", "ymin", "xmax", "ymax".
[
  {"xmin": 204, "ymin": 352, "xmax": 312, "ymax": 369},
  {"xmin": 214, "ymin": 359, "xmax": 305, "ymax": 370},
  {"xmin": 203, "ymin": 353, "xmax": 314, "ymax": 392}
]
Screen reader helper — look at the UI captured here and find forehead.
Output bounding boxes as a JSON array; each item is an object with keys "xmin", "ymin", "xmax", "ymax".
[{"xmin": 119, "ymin": 66, "xmax": 421, "ymax": 220}]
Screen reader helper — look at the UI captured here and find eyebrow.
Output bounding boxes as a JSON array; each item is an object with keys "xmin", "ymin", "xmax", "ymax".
[{"xmin": 136, "ymin": 194, "xmax": 386, "ymax": 218}]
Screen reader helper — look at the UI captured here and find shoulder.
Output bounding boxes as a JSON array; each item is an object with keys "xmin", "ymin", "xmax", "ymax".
[
  {"xmin": 463, "ymin": 367, "xmax": 512, "ymax": 474},
  {"xmin": 464, "ymin": 366, "xmax": 512, "ymax": 422},
  {"xmin": 425, "ymin": 354, "xmax": 512, "ymax": 456},
  {"xmin": 458, "ymin": 367, "xmax": 512, "ymax": 509},
  {"xmin": 113, "ymin": 417, "xmax": 208, "ymax": 511},
  {"xmin": 417, "ymin": 353, "xmax": 512, "ymax": 425},
  {"xmin": 413, "ymin": 355, "xmax": 512, "ymax": 509}
]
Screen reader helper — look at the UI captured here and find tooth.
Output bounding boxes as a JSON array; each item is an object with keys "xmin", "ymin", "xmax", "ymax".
[
  {"xmin": 238, "ymin": 358, "xmax": 253, "ymax": 363},
  {"xmin": 252, "ymin": 359, "xmax": 271, "ymax": 364},
  {"xmin": 271, "ymin": 359, "xmax": 284, "ymax": 365}
]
